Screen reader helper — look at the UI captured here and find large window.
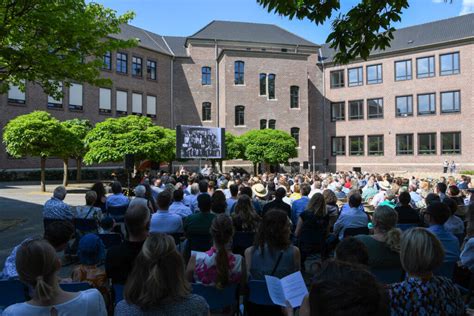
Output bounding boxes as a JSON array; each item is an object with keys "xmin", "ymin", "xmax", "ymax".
[
  {"xmin": 440, "ymin": 52, "xmax": 460, "ymax": 76},
  {"xmin": 396, "ymin": 134, "xmax": 414, "ymax": 155},
  {"xmin": 234, "ymin": 61, "xmax": 245, "ymax": 85},
  {"xmin": 418, "ymin": 133, "xmax": 436, "ymax": 155},
  {"xmin": 47, "ymin": 82, "xmax": 63, "ymax": 109},
  {"xmin": 349, "ymin": 100, "xmax": 364, "ymax": 120},
  {"xmin": 68, "ymin": 83, "xmax": 83, "ymax": 111},
  {"xmin": 260, "ymin": 119, "xmax": 267, "ymax": 129},
  {"xmin": 235, "ymin": 105, "xmax": 245, "ymax": 126},
  {"xmin": 367, "ymin": 98, "xmax": 383, "ymax": 119},
  {"xmin": 268, "ymin": 74, "xmax": 276, "ymax": 99},
  {"xmin": 146, "ymin": 95, "xmax": 157, "ymax": 118},
  {"xmin": 348, "ymin": 67, "xmax": 363, "ymax": 86},
  {"xmin": 116, "ymin": 52, "xmax": 128, "ymax": 74},
  {"xmin": 416, "ymin": 56, "xmax": 435, "ymax": 78},
  {"xmin": 366, "ymin": 64, "xmax": 382, "ymax": 84},
  {"xmin": 99, "ymin": 88, "xmax": 112, "ymax": 114},
  {"xmin": 349, "ymin": 136, "xmax": 364, "ymax": 156},
  {"xmin": 395, "ymin": 59, "xmax": 412, "ymax": 81},
  {"xmin": 116, "ymin": 90, "xmax": 128, "ymax": 115},
  {"xmin": 441, "ymin": 132, "xmax": 461, "ymax": 154},
  {"xmin": 202, "ymin": 102, "xmax": 211, "ymax": 121},
  {"xmin": 103, "ymin": 51, "xmax": 112, "ymax": 70},
  {"xmin": 290, "ymin": 86, "xmax": 299, "ymax": 108},
  {"xmin": 331, "ymin": 137, "xmax": 346, "ymax": 156},
  {"xmin": 441, "ymin": 91, "xmax": 460, "ymax": 113},
  {"xmin": 331, "ymin": 102, "xmax": 345, "ymax": 121},
  {"xmin": 202, "ymin": 66, "xmax": 211, "ymax": 85},
  {"xmin": 268, "ymin": 119, "xmax": 276, "ymax": 130},
  {"xmin": 259, "ymin": 73, "xmax": 266, "ymax": 95},
  {"xmin": 291, "ymin": 127, "xmax": 300, "ymax": 147},
  {"xmin": 8, "ymin": 81, "xmax": 26, "ymax": 104},
  {"xmin": 132, "ymin": 93, "xmax": 142, "ymax": 115},
  {"xmin": 132, "ymin": 56, "xmax": 142, "ymax": 77},
  {"xmin": 147, "ymin": 60, "xmax": 157, "ymax": 80},
  {"xmin": 368, "ymin": 135, "xmax": 384, "ymax": 156},
  {"xmin": 396, "ymin": 95, "xmax": 413, "ymax": 117},
  {"xmin": 330, "ymin": 70, "xmax": 344, "ymax": 88},
  {"xmin": 417, "ymin": 93, "xmax": 436, "ymax": 115}
]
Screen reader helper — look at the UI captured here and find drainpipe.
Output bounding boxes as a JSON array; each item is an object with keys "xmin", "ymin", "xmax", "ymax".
[
  {"xmin": 318, "ymin": 48, "xmax": 326, "ymax": 171},
  {"xmin": 170, "ymin": 57, "xmax": 174, "ymax": 128},
  {"xmin": 215, "ymin": 40, "xmax": 219, "ymax": 128}
]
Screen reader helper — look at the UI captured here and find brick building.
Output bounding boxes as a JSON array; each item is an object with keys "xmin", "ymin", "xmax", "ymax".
[{"xmin": 0, "ymin": 14, "xmax": 472, "ymax": 173}]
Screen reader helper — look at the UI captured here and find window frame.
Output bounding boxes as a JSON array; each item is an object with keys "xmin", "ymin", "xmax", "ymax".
[
  {"xmin": 234, "ymin": 61, "xmax": 245, "ymax": 85},
  {"xmin": 131, "ymin": 92, "xmax": 143, "ymax": 115},
  {"xmin": 367, "ymin": 98, "xmax": 384, "ymax": 119},
  {"xmin": 147, "ymin": 60, "xmax": 157, "ymax": 80},
  {"xmin": 395, "ymin": 95, "xmax": 413, "ymax": 117},
  {"xmin": 368, "ymin": 135, "xmax": 384, "ymax": 156},
  {"xmin": 235, "ymin": 105, "xmax": 245, "ymax": 126},
  {"xmin": 116, "ymin": 52, "xmax": 128, "ymax": 74},
  {"xmin": 68, "ymin": 83, "xmax": 83, "ymax": 111},
  {"xmin": 260, "ymin": 119, "xmax": 267, "ymax": 130},
  {"xmin": 418, "ymin": 133, "xmax": 436, "ymax": 155},
  {"xmin": 348, "ymin": 99, "xmax": 364, "ymax": 120},
  {"xmin": 202, "ymin": 102, "xmax": 212, "ymax": 121},
  {"xmin": 8, "ymin": 81, "xmax": 26, "ymax": 104},
  {"xmin": 348, "ymin": 67, "xmax": 363, "ymax": 87},
  {"xmin": 268, "ymin": 73, "xmax": 276, "ymax": 100},
  {"xmin": 394, "ymin": 59, "xmax": 412, "ymax": 81},
  {"xmin": 417, "ymin": 93, "xmax": 436, "ymax": 116},
  {"xmin": 291, "ymin": 127, "xmax": 300, "ymax": 147},
  {"xmin": 366, "ymin": 64, "xmax": 383, "ymax": 85},
  {"xmin": 330, "ymin": 70, "xmax": 345, "ymax": 88},
  {"xmin": 349, "ymin": 135, "xmax": 364, "ymax": 156},
  {"xmin": 439, "ymin": 52, "xmax": 460, "ymax": 76},
  {"xmin": 290, "ymin": 86, "xmax": 299, "ymax": 108},
  {"xmin": 331, "ymin": 136, "xmax": 346, "ymax": 156},
  {"xmin": 202, "ymin": 66, "xmax": 211, "ymax": 85},
  {"xmin": 116, "ymin": 89, "xmax": 128, "ymax": 115},
  {"xmin": 268, "ymin": 119, "xmax": 276, "ymax": 130},
  {"xmin": 396, "ymin": 134, "xmax": 414, "ymax": 155},
  {"xmin": 441, "ymin": 132, "xmax": 461, "ymax": 155},
  {"xmin": 440, "ymin": 90, "xmax": 461, "ymax": 114},
  {"xmin": 416, "ymin": 56, "xmax": 435, "ymax": 79},
  {"xmin": 259, "ymin": 73, "xmax": 266, "ymax": 96},
  {"xmin": 99, "ymin": 87, "xmax": 112, "ymax": 114},
  {"xmin": 102, "ymin": 51, "xmax": 112, "ymax": 70},
  {"xmin": 47, "ymin": 82, "xmax": 63, "ymax": 109},
  {"xmin": 146, "ymin": 95, "xmax": 157, "ymax": 118},
  {"xmin": 132, "ymin": 56, "xmax": 143, "ymax": 77},
  {"xmin": 331, "ymin": 102, "xmax": 345, "ymax": 122}
]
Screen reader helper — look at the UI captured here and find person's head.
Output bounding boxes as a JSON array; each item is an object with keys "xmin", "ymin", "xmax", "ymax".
[
  {"xmin": 313, "ymin": 181, "xmax": 322, "ymax": 190},
  {"xmin": 335, "ymin": 237, "xmax": 369, "ymax": 266},
  {"xmin": 85, "ymin": 190, "xmax": 97, "ymax": 206},
  {"xmin": 198, "ymin": 180, "xmax": 209, "ymax": 193},
  {"xmin": 16, "ymin": 239, "xmax": 62, "ymax": 304},
  {"xmin": 157, "ymin": 191, "xmax": 171, "ymax": 211},
  {"xmin": 229, "ymin": 184, "xmax": 239, "ymax": 197},
  {"xmin": 254, "ymin": 209, "xmax": 290, "ymax": 252},
  {"xmin": 197, "ymin": 193, "xmax": 212, "ymax": 213},
  {"xmin": 307, "ymin": 260, "xmax": 389, "ymax": 316},
  {"xmin": 239, "ymin": 186, "xmax": 253, "ymax": 198},
  {"xmin": 447, "ymin": 185, "xmax": 461, "ymax": 197},
  {"xmin": 275, "ymin": 187, "xmax": 287, "ymax": 200},
  {"xmin": 53, "ymin": 186, "xmax": 67, "ymax": 200},
  {"xmin": 306, "ymin": 193, "xmax": 327, "ymax": 217},
  {"xmin": 398, "ymin": 191, "xmax": 411, "ymax": 206},
  {"xmin": 425, "ymin": 193, "xmax": 441, "ymax": 207},
  {"xmin": 124, "ymin": 233, "xmax": 190, "ymax": 309},
  {"xmin": 211, "ymin": 190, "xmax": 227, "ymax": 214},
  {"xmin": 210, "ymin": 215, "xmax": 235, "ymax": 288},
  {"xmin": 443, "ymin": 197, "xmax": 458, "ymax": 216},
  {"xmin": 373, "ymin": 206, "xmax": 401, "ymax": 252},
  {"xmin": 322, "ymin": 189, "xmax": 337, "ymax": 205},
  {"xmin": 436, "ymin": 182, "xmax": 447, "ymax": 194},
  {"xmin": 134, "ymin": 185, "xmax": 146, "ymax": 198},
  {"xmin": 424, "ymin": 202, "xmax": 451, "ymax": 225},
  {"xmin": 190, "ymin": 183, "xmax": 199, "ymax": 195},
  {"xmin": 100, "ymin": 216, "xmax": 115, "ymax": 232},
  {"xmin": 111, "ymin": 181, "xmax": 123, "ymax": 194},
  {"xmin": 173, "ymin": 188, "xmax": 184, "ymax": 202},
  {"xmin": 91, "ymin": 182, "xmax": 106, "ymax": 199},
  {"xmin": 348, "ymin": 192, "xmax": 362, "ymax": 208},
  {"xmin": 293, "ymin": 184, "xmax": 300, "ymax": 194},
  {"xmin": 125, "ymin": 204, "xmax": 150, "ymax": 239},
  {"xmin": 400, "ymin": 228, "xmax": 444, "ymax": 275},
  {"xmin": 300, "ymin": 183, "xmax": 311, "ymax": 197},
  {"xmin": 77, "ymin": 234, "xmax": 105, "ymax": 266},
  {"xmin": 43, "ymin": 221, "xmax": 75, "ymax": 252}
]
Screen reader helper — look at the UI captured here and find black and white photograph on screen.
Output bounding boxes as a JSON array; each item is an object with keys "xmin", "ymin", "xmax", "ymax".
[{"xmin": 177, "ymin": 125, "xmax": 224, "ymax": 159}]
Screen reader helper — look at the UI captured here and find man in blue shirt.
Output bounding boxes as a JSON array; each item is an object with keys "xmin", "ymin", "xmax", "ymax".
[
  {"xmin": 226, "ymin": 184, "xmax": 239, "ymax": 215},
  {"xmin": 169, "ymin": 189, "xmax": 192, "ymax": 218},
  {"xmin": 150, "ymin": 191, "xmax": 183, "ymax": 233},
  {"xmin": 184, "ymin": 183, "xmax": 199, "ymax": 213},
  {"xmin": 333, "ymin": 192, "xmax": 368, "ymax": 240},
  {"xmin": 106, "ymin": 181, "xmax": 129, "ymax": 209},
  {"xmin": 291, "ymin": 183, "xmax": 311, "ymax": 226},
  {"xmin": 43, "ymin": 186, "xmax": 73, "ymax": 220},
  {"xmin": 425, "ymin": 202, "xmax": 460, "ymax": 262}
]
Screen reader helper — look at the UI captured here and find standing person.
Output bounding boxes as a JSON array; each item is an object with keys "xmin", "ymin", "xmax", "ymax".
[
  {"xmin": 450, "ymin": 161, "xmax": 457, "ymax": 174},
  {"xmin": 226, "ymin": 184, "xmax": 239, "ymax": 215},
  {"xmin": 232, "ymin": 195, "xmax": 261, "ymax": 232},
  {"xmin": 184, "ymin": 183, "xmax": 199, "ymax": 213},
  {"xmin": 43, "ymin": 186, "xmax": 73, "ymax": 220},
  {"xmin": 262, "ymin": 187, "xmax": 291, "ymax": 218},
  {"xmin": 443, "ymin": 160, "xmax": 449, "ymax": 173},
  {"xmin": 2, "ymin": 239, "xmax": 107, "ymax": 315},
  {"xmin": 291, "ymin": 183, "xmax": 311, "ymax": 227},
  {"xmin": 211, "ymin": 190, "xmax": 227, "ymax": 214}
]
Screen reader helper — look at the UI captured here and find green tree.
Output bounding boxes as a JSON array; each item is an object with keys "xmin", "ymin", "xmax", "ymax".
[
  {"xmin": 225, "ymin": 132, "xmax": 245, "ymax": 160},
  {"xmin": 240, "ymin": 129, "xmax": 298, "ymax": 173},
  {"xmin": 84, "ymin": 116, "xmax": 175, "ymax": 170},
  {"xmin": 60, "ymin": 119, "xmax": 92, "ymax": 185},
  {"xmin": 257, "ymin": 0, "xmax": 411, "ymax": 63},
  {"xmin": 2, "ymin": 111, "xmax": 63, "ymax": 191},
  {"xmin": 0, "ymin": 0, "xmax": 136, "ymax": 97}
]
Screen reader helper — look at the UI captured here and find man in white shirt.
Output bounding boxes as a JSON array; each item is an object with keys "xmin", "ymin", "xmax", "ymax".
[{"xmin": 150, "ymin": 191, "xmax": 183, "ymax": 233}]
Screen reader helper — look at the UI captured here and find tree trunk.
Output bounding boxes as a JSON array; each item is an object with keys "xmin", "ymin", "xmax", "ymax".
[
  {"xmin": 40, "ymin": 156, "xmax": 46, "ymax": 192},
  {"xmin": 62, "ymin": 158, "xmax": 69, "ymax": 187},
  {"xmin": 253, "ymin": 163, "xmax": 257, "ymax": 175},
  {"xmin": 168, "ymin": 161, "xmax": 173, "ymax": 174},
  {"xmin": 76, "ymin": 157, "xmax": 82, "ymax": 182}
]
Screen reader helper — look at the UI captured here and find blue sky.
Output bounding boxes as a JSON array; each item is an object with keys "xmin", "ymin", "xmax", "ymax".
[{"xmin": 93, "ymin": 0, "xmax": 473, "ymax": 44}]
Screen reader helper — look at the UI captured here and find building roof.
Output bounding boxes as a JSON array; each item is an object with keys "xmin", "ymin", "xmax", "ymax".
[
  {"xmin": 111, "ymin": 24, "xmax": 173, "ymax": 56},
  {"xmin": 320, "ymin": 13, "xmax": 474, "ymax": 63},
  {"xmin": 163, "ymin": 36, "xmax": 188, "ymax": 57},
  {"xmin": 188, "ymin": 20, "xmax": 318, "ymax": 47}
]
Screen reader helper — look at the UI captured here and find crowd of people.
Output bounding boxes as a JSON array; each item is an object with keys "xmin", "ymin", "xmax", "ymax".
[{"xmin": 1, "ymin": 168, "xmax": 474, "ymax": 315}]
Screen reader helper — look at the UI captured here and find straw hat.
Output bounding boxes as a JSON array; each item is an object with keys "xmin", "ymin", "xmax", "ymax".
[
  {"xmin": 379, "ymin": 180, "xmax": 392, "ymax": 191},
  {"xmin": 252, "ymin": 183, "xmax": 268, "ymax": 198}
]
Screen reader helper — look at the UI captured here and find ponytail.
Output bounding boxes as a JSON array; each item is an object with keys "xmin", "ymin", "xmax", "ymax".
[
  {"xmin": 215, "ymin": 242, "xmax": 230, "ymax": 289},
  {"xmin": 210, "ymin": 214, "xmax": 234, "ymax": 289},
  {"xmin": 35, "ymin": 275, "xmax": 57, "ymax": 303}
]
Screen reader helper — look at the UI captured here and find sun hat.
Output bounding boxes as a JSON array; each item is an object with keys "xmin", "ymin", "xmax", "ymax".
[
  {"xmin": 77, "ymin": 234, "xmax": 105, "ymax": 265},
  {"xmin": 379, "ymin": 181, "xmax": 392, "ymax": 191},
  {"xmin": 252, "ymin": 183, "xmax": 268, "ymax": 198}
]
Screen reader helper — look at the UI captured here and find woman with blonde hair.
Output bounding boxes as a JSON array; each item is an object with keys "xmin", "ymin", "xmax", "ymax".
[
  {"xmin": 232, "ymin": 195, "xmax": 261, "ymax": 232},
  {"xmin": 115, "ymin": 233, "xmax": 209, "ymax": 315},
  {"xmin": 388, "ymin": 228, "xmax": 464, "ymax": 315},
  {"xmin": 3, "ymin": 239, "xmax": 106, "ymax": 315},
  {"xmin": 355, "ymin": 206, "xmax": 402, "ymax": 270}
]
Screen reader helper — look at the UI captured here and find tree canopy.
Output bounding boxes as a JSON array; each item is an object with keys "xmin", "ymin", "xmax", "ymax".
[
  {"xmin": 257, "ymin": 0, "xmax": 410, "ymax": 63},
  {"xmin": 224, "ymin": 132, "xmax": 245, "ymax": 160},
  {"xmin": 240, "ymin": 129, "xmax": 298, "ymax": 165},
  {"xmin": 0, "ymin": 0, "xmax": 136, "ymax": 98},
  {"xmin": 84, "ymin": 115, "xmax": 175, "ymax": 165},
  {"xmin": 60, "ymin": 119, "xmax": 92, "ymax": 160}
]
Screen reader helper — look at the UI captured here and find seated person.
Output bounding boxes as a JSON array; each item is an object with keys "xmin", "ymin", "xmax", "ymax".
[
  {"xmin": 186, "ymin": 215, "xmax": 244, "ymax": 288},
  {"xmin": 443, "ymin": 198, "xmax": 465, "ymax": 235},
  {"xmin": 333, "ymin": 192, "xmax": 368, "ymax": 240},
  {"xmin": 388, "ymin": 228, "xmax": 464, "ymax": 315},
  {"xmin": 150, "ymin": 191, "xmax": 183, "ymax": 234},
  {"xmin": 262, "ymin": 187, "xmax": 291, "ymax": 218},
  {"xmin": 184, "ymin": 194, "xmax": 216, "ymax": 236},
  {"xmin": 231, "ymin": 195, "xmax": 261, "ymax": 232},
  {"xmin": 128, "ymin": 185, "xmax": 152, "ymax": 213},
  {"xmin": 394, "ymin": 191, "xmax": 421, "ymax": 224},
  {"xmin": 115, "ymin": 233, "xmax": 209, "ymax": 315},
  {"xmin": 211, "ymin": 190, "xmax": 227, "ymax": 214},
  {"xmin": 461, "ymin": 208, "xmax": 474, "ymax": 271},
  {"xmin": 43, "ymin": 185, "xmax": 73, "ymax": 220},
  {"xmin": 1, "ymin": 221, "xmax": 74, "ymax": 280},
  {"xmin": 335, "ymin": 237, "xmax": 369, "ymax": 266},
  {"xmin": 169, "ymin": 189, "xmax": 192, "ymax": 218},
  {"xmin": 355, "ymin": 206, "xmax": 402, "ymax": 270},
  {"xmin": 2, "ymin": 239, "xmax": 106, "ymax": 315},
  {"xmin": 105, "ymin": 181, "xmax": 129, "ymax": 210},
  {"xmin": 74, "ymin": 190, "xmax": 103, "ymax": 222}
]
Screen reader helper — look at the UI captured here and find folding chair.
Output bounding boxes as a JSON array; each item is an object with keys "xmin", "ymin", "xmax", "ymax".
[
  {"xmin": 74, "ymin": 218, "xmax": 99, "ymax": 233},
  {"xmin": 232, "ymin": 232, "xmax": 255, "ymax": 256},
  {"xmin": 60, "ymin": 282, "xmax": 91, "ymax": 292},
  {"xmin": 192, "ymin": 283, "xmax": 239, "ymax": 313},
  {"xmin": 106, "ymin": 205, "xmax": 128, "ymax": 223},
  {"xmin": 43, "ymin": 218, "xmax": 72, "ymax": 231},
  {"xmin": 343, "ymin": 227, "xmax": 369, "ymax": 238},
  {"xmin": 371, "ymin": 267, "xmax": 404, "ymax": 284},
  {"xmin": 0, "ymin": 280, "xmax": 26, "ymax": 310}
]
